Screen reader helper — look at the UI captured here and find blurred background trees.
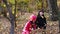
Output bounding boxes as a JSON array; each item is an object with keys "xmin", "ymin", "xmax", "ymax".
[{"xmin": 0, "ymin": 0, "xmax": 60, "ymax": 34}]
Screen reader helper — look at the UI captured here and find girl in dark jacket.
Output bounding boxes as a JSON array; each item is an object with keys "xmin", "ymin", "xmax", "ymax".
[{"xmin": 35, "ymin": 10, "xmax": 47, "ymax": 32}]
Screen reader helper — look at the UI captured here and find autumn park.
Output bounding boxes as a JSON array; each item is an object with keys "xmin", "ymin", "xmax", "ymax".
[{"xmin": 0, "ymin": 0, "xmax": 60, "ymax": 34}]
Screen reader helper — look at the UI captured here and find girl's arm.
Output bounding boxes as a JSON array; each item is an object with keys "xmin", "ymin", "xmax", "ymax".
[{"xmin": 25, "ymin": 22, "xmax": 33, "ymax": 31}]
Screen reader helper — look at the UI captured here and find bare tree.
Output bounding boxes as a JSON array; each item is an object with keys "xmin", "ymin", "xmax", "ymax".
[
  {"xmin": 47, "ymin": 0, "xmax": 60, "ymax": 33},
  {"xmin": 58, "ymin": 7, "xmax": 60, "ymax": 33},
  {"xmin": 47, "ymin": 0, "xmax": 58, "ymax": 21},
  {"xmin": 2, "ymin": 0, "xmax": 15, "ymax": 34}
]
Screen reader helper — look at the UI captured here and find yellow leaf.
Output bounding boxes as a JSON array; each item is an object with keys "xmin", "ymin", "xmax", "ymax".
[
  {"xmin": 3, "ymin": 4, "xmax": 6, "ymax": 7},
  {"xmin": 50, "ymin": 23, "xmax": 53, "ymax": 26}
]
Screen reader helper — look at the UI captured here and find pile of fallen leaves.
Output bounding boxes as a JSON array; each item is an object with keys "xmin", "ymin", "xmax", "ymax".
[
  {"xmin": 15, "ymin": 21, "xmax": 59, "ymax": 34},
  {"xmin": 15, "ymin": 12, "xmax": 60, "ymax": 34},
  {"xmin": 0, "ymin": 12, "xmax": 60, "ymax": 34},
  {"xmin": 0, "ymin": 17, "xmax": 11, "ymax": 34}
]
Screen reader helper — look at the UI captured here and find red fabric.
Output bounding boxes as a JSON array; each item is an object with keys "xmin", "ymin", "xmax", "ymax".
[
  {"xmin": 23, "ymin": 21, "xmax": 32, "ymax": 32},
  {"xmin": 22, "ymin": 30, "xmax": 30, "ymax": 34},
  {"xmin": 22, "ymin": 21, "xmax": 36, "ymax": 34},
  {"xmin": 30, "ymin": 14, "xmax": 37, "ymax": 21},
  {"xmin": 22, "ymin": 14, "xmax": 37, "ymax": 34}
]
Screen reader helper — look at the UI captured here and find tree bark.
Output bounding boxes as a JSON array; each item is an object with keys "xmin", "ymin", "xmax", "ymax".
[
  {"xmin": 2, "ymin": 0, "xmax": 15, "ymax": 34},
  {"xmin": 15, "ymin": 0, "xmax": 17, "ymax": 27},
  {"xmin": 47, "ymin": 0, "xmax": 58, "ymax": 21},
  {"xmin": 58, "ymin": 8, "xmax": 60, "ymax": 33},
  {"xmin": 42, "ymin": 0, "xmax": 44, "ymax": 13}
]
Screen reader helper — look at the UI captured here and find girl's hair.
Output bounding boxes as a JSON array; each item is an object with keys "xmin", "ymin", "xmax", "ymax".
[
  {"xmin": 37, "ymin": 10, "xmax": 45, "ymax": 18},
  {"xmin": 38, "ymin": 10, "xmax": 44, "ymax": 16}
]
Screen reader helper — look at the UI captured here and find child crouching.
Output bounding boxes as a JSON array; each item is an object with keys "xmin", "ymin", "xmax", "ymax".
[{"xmin": 22, "ymin": 14, "xmax": 37, "ymax": 34}]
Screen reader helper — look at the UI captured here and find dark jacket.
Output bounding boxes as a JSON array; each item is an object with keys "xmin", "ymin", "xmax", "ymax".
[{"xmin": 35, "ymin": 11, "xmax": 47, "ymax": 29}]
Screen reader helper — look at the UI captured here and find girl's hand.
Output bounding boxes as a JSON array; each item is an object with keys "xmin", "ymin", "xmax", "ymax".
[{"xmin": 31, "ymin": 29, "xmax": 37, "ymax": 34}]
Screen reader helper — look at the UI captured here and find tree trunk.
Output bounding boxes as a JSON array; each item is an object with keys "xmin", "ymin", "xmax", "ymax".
[
  {"xmin": 2, "ymin": 0, "xmax": 15, "ymax": 34},
  {"xmin": 41, "ymin": 0, "xmax": 44, "ymax": 13},
  {"xmin": 47, "ymin": 0, "xmax": 58, "ymax": 21},
  {"xmin": 15, "ymin": 0, "xmax": 17, "ymax": 27},
  {"xmin": 58, "ymin": 8, "xmax": 60, "ymax": 33}
]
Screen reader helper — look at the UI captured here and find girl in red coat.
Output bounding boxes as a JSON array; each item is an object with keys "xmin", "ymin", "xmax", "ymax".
[{"xmin": 22, "ymin": 14, "xmax": 37, "ymax": 34}]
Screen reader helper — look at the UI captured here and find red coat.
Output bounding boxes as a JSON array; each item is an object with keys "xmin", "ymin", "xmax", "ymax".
[
  {"xmin": 22, "ymin": 14, "xmax": 37, "ymax": 34},
  {"xmin": 23, "ymin": 21, "xmax": 36, "ymax": 32}
]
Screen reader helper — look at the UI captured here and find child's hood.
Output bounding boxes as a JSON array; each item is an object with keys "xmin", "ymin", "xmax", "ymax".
[{"xmin": 29, "ymin": 14, "xmax": 37, "ymax": 21}]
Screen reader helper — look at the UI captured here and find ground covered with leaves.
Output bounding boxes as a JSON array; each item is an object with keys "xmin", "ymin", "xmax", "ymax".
[{"xmin": 0, "ymin": 12, "xmax": 60, "ymax": 34}]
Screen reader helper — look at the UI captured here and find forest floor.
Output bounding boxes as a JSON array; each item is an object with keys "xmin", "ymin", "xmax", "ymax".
[{"xmin": 0, "ymin": 12, "xmax": 60, "ymax": 34}]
